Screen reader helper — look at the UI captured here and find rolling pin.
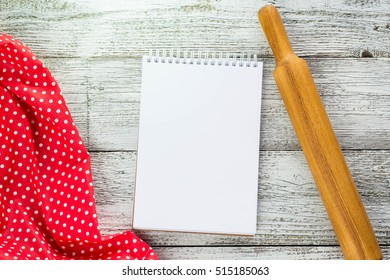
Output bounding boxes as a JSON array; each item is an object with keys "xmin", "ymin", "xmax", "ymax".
[{"xmin": 258, "ymin": 4, "xmax": 382, "ymax": 260}]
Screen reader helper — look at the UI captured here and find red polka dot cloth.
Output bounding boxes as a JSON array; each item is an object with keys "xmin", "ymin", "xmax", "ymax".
[{"xmin": 0, "ymin": 34, "xmax": 158, "ymax": 260}]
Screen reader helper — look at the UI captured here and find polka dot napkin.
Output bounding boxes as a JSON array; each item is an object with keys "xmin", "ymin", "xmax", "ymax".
[{"xmin": 0, "ymin": 34, "xmax": 158, "ymax": 260}]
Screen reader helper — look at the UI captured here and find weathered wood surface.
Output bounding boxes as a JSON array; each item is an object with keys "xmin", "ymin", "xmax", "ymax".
[
  {"xmin": 91, "ymin": 151, "xmax": 390, "ymax": 248},
  {"xmin": 1, "ymin": 0, "xmax": 389, "ymax": 259},
  {"xmin": 154, "ymin": 246, "xmax": 390, "ymax": 260},
  {"xmin": 0, "ymin": 0, "xmax": 389, "ymax": 58},
  {"xmin": 52, "ymin": 58, "xmax": 390, "ymax": 151}
]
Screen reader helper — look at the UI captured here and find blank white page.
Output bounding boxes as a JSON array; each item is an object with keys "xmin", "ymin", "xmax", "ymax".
[{"xmin": 133, "ymin": 56, "xmax": 263, "ymax": 235}]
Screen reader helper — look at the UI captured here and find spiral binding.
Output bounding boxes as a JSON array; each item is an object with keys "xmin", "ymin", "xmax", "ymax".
[{"xmin": 145, "ymin": 50, "xmax": 259, "ymax": 67}]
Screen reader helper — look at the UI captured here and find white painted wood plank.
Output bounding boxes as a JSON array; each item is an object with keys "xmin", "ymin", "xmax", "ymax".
[
  {"xmin": 1, "ymin": 0, "xmax": 389, "ymax": 58},
  {"xmin": 80, "ymin": 57, "xmax": 390, "ymax": 151},
  {"xmin": 91, "ymin": 150, "xmax": 390, "ymax": 252},
  {"xmin": 37, "ymin": 57, "xmax": 390, "ymax": 151},
  {"xmin": 154, "ymin": 246, "xmax": 390, "ymax": 260}
]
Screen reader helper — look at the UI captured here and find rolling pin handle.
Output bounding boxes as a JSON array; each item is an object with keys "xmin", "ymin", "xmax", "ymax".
[{"xmin": 259, "ymin": 5, "xmax": 294, "ymax": 63}]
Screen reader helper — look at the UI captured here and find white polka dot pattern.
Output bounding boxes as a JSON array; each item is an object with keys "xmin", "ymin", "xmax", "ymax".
[{"xmin": 0, "ymin": 33, "xmax": 158, "ymax": 260}]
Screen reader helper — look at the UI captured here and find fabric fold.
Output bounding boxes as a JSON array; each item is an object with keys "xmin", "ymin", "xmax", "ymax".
[{"xmin": 0, "ymin": 33, "xmax": 157, "ymax": 260}]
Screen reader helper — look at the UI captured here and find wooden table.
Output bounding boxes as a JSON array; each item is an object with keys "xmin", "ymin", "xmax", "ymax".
[{"xmin": 1, "ymin": 0, "xmax": 389, "ymax": 260}]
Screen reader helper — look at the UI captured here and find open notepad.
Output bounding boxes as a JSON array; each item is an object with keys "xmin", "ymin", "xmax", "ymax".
[{"xmin": 133, "ymin": 53, "xmax": 263, "ymax": 235}]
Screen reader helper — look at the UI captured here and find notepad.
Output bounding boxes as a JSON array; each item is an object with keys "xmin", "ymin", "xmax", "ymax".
[{"xmin": 133, "ymin": 53, "xmax": 263, "ymax": 235}]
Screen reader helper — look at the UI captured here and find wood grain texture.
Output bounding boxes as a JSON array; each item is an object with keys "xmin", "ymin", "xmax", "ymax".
[
  {"xmin": 41, "ymin": 57, "xmax": 390, "ymax": 152},
  {"xmin": 154, "ymin": 246, "xmax": 390, "ymax": 260},
  {"xmin": 1, "ymin": 0, "xmax": 389, "ymax": 259},
  {"xmin": 0, "ymin": 0, "xmax": 389, "ymax": 58},
  {"xmin": 91, "ymin": 151, "xmax": 390, "ymax": 253}
]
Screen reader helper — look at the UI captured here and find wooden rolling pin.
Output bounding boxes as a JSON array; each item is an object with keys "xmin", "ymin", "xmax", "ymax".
[{"xmin": 258, "ymin": 4, "xmax": 382, "ymax": 260}]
